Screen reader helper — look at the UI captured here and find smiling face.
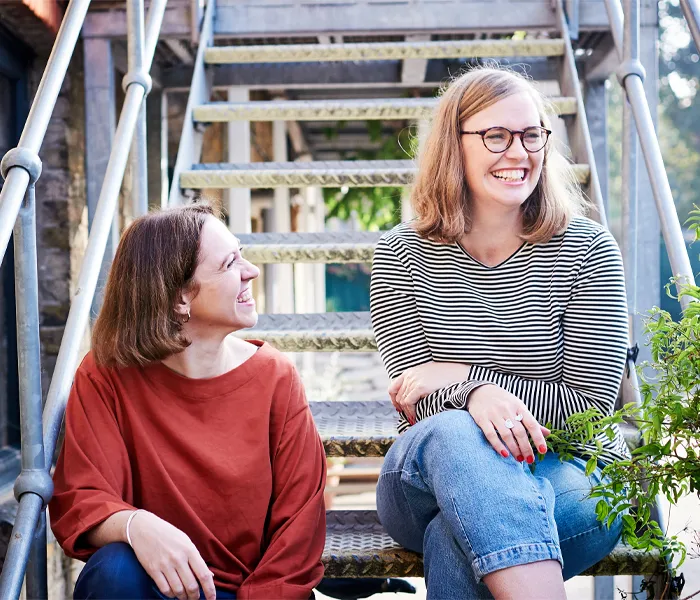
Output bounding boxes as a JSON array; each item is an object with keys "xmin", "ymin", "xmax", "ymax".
[
  {"xmin": 185, "ymin": 215, "xmax": 260, "ymax": 333},
  {"xmin": 460, "ymin": 91, "xmax": 545, "ymax": 216}
]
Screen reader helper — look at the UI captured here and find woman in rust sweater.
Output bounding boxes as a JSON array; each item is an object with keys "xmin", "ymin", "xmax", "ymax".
[{"xmin": 49, "ymin": 202, "xmax": 326, "ymax": 600}]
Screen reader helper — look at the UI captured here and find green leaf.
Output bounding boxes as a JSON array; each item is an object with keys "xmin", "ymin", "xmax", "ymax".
[{"xmin": 585, "ymin": 457, "xmax": 597, "ymax": 476}]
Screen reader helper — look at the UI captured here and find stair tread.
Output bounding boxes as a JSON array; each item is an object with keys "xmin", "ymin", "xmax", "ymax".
[
  {"xmin": 236, "ymin": 312, "xmax": 375, "ymax": 352},
  {"xmin": 193, "ymin": 96, "xmax": 577, "ymax": 122},
  {"xmin": 323, "ymin": 510, "xmax": 661, "ymax": 577},
  {"xmin": 205, "ymin": 39, "xmax": 565, "ymax": 64},
  {"xmin": 181, "ymin": 161, "xmax": 589, "ymax": 188},
  {"xmin": 310, "ymin": 400, "xmax": 640, "ymax": 457},
  {"xmin": 238, "ymin": 232, "xmax": 381, "ymax": 264}
]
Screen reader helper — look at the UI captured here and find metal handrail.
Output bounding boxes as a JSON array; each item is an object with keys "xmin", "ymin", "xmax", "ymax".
[
  {"xmin": 680, "ymin": 0, "xmax": 700, "ymax": 54},
  {"xmin": 604, "ymin": 0, "xmax": 696, "ymax": 310},
  {"xmin": 0, "ymin": 0, "xmax": 91, "ymax": 269},
  {"xmin": 0, "ymin": 0, "xmax": 169, "ymax": 597}
]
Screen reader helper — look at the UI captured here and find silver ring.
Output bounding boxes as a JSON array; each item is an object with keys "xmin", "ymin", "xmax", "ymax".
[
  {"xmin": 514, "ymin": 413, "xmax": 523, "ymax": 422},
  {"xmin": 504, "ymin": 419, "xmax": 515, "ymax": 429}
]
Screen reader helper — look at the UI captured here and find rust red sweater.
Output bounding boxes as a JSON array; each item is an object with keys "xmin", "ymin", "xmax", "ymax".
[{"xmin": 49, "ymin": 341, "xmax": 326, "ymax": 599}]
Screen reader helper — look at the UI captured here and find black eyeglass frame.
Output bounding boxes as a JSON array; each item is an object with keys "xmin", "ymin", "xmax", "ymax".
[{"xmin": 460, "ymin": 126, "xmax": 552, "ymax": 154}]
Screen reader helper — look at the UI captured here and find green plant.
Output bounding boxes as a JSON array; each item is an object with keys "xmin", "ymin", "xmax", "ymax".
[{"xmin": 545, "ymin": 210, "xmax": 700, "ymax": 585}]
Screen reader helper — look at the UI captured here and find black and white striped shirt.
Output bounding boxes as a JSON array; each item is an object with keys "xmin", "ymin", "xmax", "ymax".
[{"xmin": 370, "ymin": 216, "xmax": 631, "ymax": 464}]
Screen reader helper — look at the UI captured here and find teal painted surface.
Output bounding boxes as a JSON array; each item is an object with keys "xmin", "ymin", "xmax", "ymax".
[{"xmin": 326, "ymin": 264, "xmax": 371, "ymax": 312}]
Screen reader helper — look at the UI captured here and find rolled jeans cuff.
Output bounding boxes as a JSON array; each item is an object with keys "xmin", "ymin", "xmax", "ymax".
[{"xmin": 472, "ymin": 541, "xmax": 564, "ymax": 582}]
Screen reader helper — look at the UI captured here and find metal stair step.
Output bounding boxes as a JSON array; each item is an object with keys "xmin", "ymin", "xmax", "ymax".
[
  {"xmin": 323, "ymin": 510, "xmax": 661, "ymax": 578},
  {"xmin": 205, "ymin": 39, "xmax": 565, "ymax": 64},
  {"xmin": 181, "ymin": 161, "xmax": 590, "ymax": 189},
  {"xmin": 311, "ymin": 401, "xmax": 396, "ymax": 458},
  {"xmin": 311, "ymin": 401, "xmax": 641, "ymax": 458},
  {"xmin": 193, "ymin": 97, "xmax": 577, "ymax": 123},
  {"xmin": 238, "ymin": 232, "xmax": 381, "ymax": 264},
  {"xmin": 236, "ymin": 312, "xmax": 374, "ymax": 352}
]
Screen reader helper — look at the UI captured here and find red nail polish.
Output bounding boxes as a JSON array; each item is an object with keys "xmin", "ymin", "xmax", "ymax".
[
  {"xmin": 526, "ymin": 456, "xmax": 534, "ymax": 464},
  {"xmin": 500, "ymin": 450, "xmax": 509, "ymax": 458},
  {"xmin": 539, "ymin": 445, "xmax": 547, "ymax": 454},
  {"xmin": 517, "ymin": 455, "xmax": 524, "ymax": 462}
]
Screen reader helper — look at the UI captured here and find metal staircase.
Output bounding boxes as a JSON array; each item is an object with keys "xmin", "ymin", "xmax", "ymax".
[{"xmin": 0, "ymin": 0, "xmax": 698, "ymax": 597}]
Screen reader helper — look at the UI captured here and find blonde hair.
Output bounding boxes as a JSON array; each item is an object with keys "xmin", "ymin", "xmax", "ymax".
[{"xmin": 411, "ymin": 66, "xmax": 586, "ymax": 243}]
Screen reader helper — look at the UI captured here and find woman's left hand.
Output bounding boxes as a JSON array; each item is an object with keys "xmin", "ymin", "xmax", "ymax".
[{"xmin": 389, "ymin": 362, "xmax": 471, "ymax": 425}]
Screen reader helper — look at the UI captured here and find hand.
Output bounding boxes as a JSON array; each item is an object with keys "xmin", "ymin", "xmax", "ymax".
[
  {"xmin": 467, "ymin": 384, "xmax": 550, "ymax": 464},
  {"xmin": 389, "ymin": 362, "xmax": 470, "ymax": 425},
  {"xmin": 128, "ymin": 511, "xmax": 216, "ymax": 600}
]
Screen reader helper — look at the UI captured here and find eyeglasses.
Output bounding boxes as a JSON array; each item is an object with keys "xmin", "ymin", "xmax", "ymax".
[{"xmin": 460, "ymin": 126, "xmax": 551, "ymax": 153}]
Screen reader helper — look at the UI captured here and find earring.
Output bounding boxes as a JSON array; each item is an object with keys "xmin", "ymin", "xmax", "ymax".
[{"xmin": 183, "ymin": 308, "xmax": 191, "ymax": 324}]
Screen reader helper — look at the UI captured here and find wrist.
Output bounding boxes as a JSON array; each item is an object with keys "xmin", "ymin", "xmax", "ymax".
[{"xmin": 125, "ymin": 509, "xmax": 145, "ymax": 547}]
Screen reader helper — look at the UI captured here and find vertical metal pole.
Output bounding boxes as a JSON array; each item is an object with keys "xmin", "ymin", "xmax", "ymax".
[
  {"xmin": 127, "ymin": 0, "xmax": 149, "ymax": 217},
  {"xmin": 270, "ymin": 120, "xmax": 294, "ymax": 314},
  {"xmin": 12, "ymin": 184, "xmax": 48, "ymax": 599},
  {"xmin": 227, "ymin": 87, "xmax": 252, "ymax": 233},
  {"xmin": 622, "ymin": 0, "xmax": 639, "ymax": 331},
  {"xmin": 161, "ymin": 90, "xmax": 169, "ymax": 208}
]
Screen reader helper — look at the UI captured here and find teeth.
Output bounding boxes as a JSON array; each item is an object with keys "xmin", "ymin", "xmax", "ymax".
[
  {"xmin": 237, "ymin": 290, "xmax": 252, "ymax": 303},
  {"xmin": 492, "ymin": 169, "xmax": 525, "ymax": 181}
]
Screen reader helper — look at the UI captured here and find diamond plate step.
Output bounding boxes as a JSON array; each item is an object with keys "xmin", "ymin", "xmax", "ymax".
[
  {"xmin": 311, "ymin": 401, "xmax": 396, "ymax": 458},
  {"xmin": 236, "ymin": 312, "xmax": 374, "ymax": 352},
  {"xmin": 205, "ymin": 39, "xmax": 565, "ymax": 64},
  {"xmin": 193, "ymin": 97, "xmax": 577, "ymax": 123},
  {"xmin": 311, "ymin": 401, "xmax": 641, "ymax": 458},
  {"xmin": 323, "ymin": 510, "xmax": 661, "ymax": 578},
  {"xmin": 238, "ymin": 232, "xmax": 381, "ymax": 264},
  {"xmin": 181, "ymin": 161, "xmax": 590, "ymax": 189}
]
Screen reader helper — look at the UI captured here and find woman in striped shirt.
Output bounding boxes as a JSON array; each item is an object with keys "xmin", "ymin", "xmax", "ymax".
[{"xmin": 370, "ymin": 67, "xmax": 628, "ymax": 599}]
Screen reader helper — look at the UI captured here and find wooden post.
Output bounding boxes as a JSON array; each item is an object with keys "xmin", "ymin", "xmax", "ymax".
[
  {"xmin": 83, "ymin": 37, "xmax": 116, "ymax": 314},
  {"xmin": 226, "ymin": 87, "xmax": 252, "ymax": 233}
]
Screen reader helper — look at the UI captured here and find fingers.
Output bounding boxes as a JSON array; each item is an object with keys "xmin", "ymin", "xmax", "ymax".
[
  {"xmin": 388, "ymin": 374, "xmax": 404, "ymax": 411},
  {"xmin": 494, "ymin": 421, "xmax": 522, "ymax": 461},
  {"xmin": 521, "ymin": 413, "xmax": 548, "ymax": 455},
  {"xmin": 398, "ymin": 380, "xmax": 421, "ymax": 425},
  {"xmin": 475, "ymin": 420, "xmax": 510, "ymax": 458},
  {"xmin": 509, "ymin": 421, "xmax": 535, "ymax": 463},
  {"xmin": 152, "ymin": 572, "xmax": 173, "ymax": 599},
  {"xmin": 163, "ymin": 568, "xmax": 188, "ymax": 600},
  {"xmin": 176, "ymin": 559, "xmax": 202, "ymax": 600},
  {"xmin": 190, "ymin": 552, "xmax": 217, "ymax": 600}
]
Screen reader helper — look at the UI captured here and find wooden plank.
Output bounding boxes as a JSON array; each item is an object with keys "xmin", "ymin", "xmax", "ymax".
[{"xmin": 82, "ymin": 4, "xmax": 190, "ymax": 38}]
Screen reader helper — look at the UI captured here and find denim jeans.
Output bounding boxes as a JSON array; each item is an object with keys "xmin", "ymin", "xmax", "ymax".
[
  {"xmin": 74, "ymin": 543, "xmax": 237, "ymax": 599},
  {"xmin": 377, "ymin": 411, "xmax": 623, "ymax": 600}
]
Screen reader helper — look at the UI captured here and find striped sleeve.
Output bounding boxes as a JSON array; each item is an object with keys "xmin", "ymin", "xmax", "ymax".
[
  {"xmin": 370, "ymin": 236, "xmax": 482, "ymax": 430},
  {"xmin": 466, "ymin": 230, "xmax": 629, "ymax": 429}
]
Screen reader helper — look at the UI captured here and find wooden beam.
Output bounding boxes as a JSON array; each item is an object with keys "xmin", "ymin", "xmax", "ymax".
[
  {"xmin": 20, "ymin": 0, "xmax": 62, "ymax": 32},
  {"xmin": 82, "ymin": 5, "xmax": 191, "ymax": 39},
  {"xmin": 401, "ymin": 35, "xmax": 430, "ymax": 84}
]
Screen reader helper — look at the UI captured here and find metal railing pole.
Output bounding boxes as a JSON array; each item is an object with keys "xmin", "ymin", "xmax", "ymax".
[
  {"xmin": 621, "ymin": 0, "xmax": 639, "ymax": 328},
  {"xmin": 127, "ymin": 0, "xmax": 150, "ymax": 217},
  {"xmin": 0, "ymin": 179, "xmax": 53, "ymax": 599},
  {"xmin": 0, "ymin": 0, "xmax": 91, "ymax": 268},
  {"xmin": 679, "ymin": 0, "xmax": 700, "ymax": 53},
  {"xmin": 604, "ymin": 0, "xmax": 696, "ymax": 308}
]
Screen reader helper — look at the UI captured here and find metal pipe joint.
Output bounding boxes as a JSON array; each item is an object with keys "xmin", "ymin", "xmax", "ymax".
[
  {"xmin": 616, "ymin": 59, "xmax": 646, "ymax": 87},
  {"xmin": 0, "ymin": 148, "xmax": 43, "ymax": 186},
  {"xmin": 13, "ymin": 470, "xmax": 54, "ymax": 507},
  {"xmin": 122, "ymin": 70, "xmax": 153, "ymax": 96}
]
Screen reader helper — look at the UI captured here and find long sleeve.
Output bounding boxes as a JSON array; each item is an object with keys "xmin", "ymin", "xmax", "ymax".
[
  {"xmin": 370, "ymin": 236, "xmax": 485, "ymax": 431},
  {"xmin": 462, "ymin": 230, "xmax": 629, "ymax": 429},
  {"xmin": 237, "ymin": 369, "xmax": 327, "ymax": 600},
  {"xmin": 49, "ymin": 364, "xmax": 134, "ymax": 560}
]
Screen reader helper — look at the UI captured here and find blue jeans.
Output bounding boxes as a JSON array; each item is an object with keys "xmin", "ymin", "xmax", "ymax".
[
  {"xmin": 377, "ymin": 411, "xmax": 623, "ymax": 600},
  {"xmin": 74, "ymin": 543, "xmax": 237, "ymax": 599}
]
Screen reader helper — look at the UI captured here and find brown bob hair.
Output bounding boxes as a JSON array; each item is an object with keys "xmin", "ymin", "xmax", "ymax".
[
  {"xmin": 412, "ymin": 66, "xmax": 586, "ymax": 244},
  {"xmin": 92, "ymin": 201, "xmax": 219, "ymax": 368}
]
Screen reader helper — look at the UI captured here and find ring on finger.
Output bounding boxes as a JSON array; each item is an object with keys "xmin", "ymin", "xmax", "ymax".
[
  {"xmin": 514, "ymin": 413, "xmax": 523, "ymax": 422},
  {"xmin": 504, "ymin": 418, "xmax": 515, "ymax": 429}
]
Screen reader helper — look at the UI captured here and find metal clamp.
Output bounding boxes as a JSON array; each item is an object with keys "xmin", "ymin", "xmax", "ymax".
[
  {"xmin": 13, "ymin": 469, "xmax": 54, "ymax": 507},
  {"xmin": 122, "ymin": 70, "xmax": 153, "ymax": 95},
  {"xmin": 0, "ymin": 148, "xmax": 43, "ymax": 185},
  {"xmin": 616, "ymin": 59, "xmax": 646, "ymax": 87}
]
